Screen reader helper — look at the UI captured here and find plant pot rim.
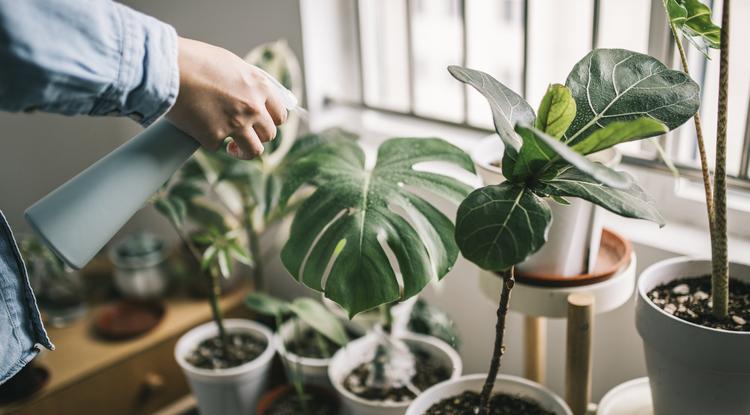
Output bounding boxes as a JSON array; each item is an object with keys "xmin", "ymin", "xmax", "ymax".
[
  {"xmin": 328, "ymin": 332, "xmax": 462, "ymax": 408},
  {"xmin": 275, "ymin": 318, "xmax": 332, "ymax": 368},
  {"xmin": 256, "ymin": 383, "xmax": 339, "ymax": 415},
  {"xmin": 175, "ymin": 318, "xmax": 276, "ymax": 379},
  {"xmin": 405, "ymin": 373, "xmax": 571, "ymax": 415},
  {"xmin": 638, "ymin": 256, "xmax": 750, "ymax": 336}
]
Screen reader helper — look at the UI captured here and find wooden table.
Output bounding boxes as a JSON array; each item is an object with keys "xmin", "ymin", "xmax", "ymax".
[{"xmin": 0, "ymin": 286, "xmax": 251, "ymax": 415}]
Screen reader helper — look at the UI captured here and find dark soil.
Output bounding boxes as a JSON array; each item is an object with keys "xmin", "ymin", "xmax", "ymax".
[
  {"xmin": 286, "ymin": 326, "xmax": 359, "ymax": 359},
  {"xmin": 185, "ymin": 332, "xmax": 267, "ymax": 369},
  {"xmin": 343, "ymin": 348, "xmax": 451, "ymax": 403},
  {"xmin": 647, "ymin": 275, "xmax": 750, "ymax": 332},
  {"xmin": 426, "ymin": 391, "xmax": 554, "ymax": 415},
  {"xmin": 264, "ymin": 390, "xmax": 338, "ymax": 415}
]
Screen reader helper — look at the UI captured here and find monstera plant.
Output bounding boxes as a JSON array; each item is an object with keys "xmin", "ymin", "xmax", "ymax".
[
  {"xmin": 279, "ymin": 137, "xmax": 475, "ymax": 316},
  {"xmin": 443, "ymin": 48, "xmax": 699, "ymax": 414}
]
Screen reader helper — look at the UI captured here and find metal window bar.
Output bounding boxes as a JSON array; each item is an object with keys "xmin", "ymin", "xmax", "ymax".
[{"xmin": 342, "ymin": 0, "xmax": 750, "ymax": 189}]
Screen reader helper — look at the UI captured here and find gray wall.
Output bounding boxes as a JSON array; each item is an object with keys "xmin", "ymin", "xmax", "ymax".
[{"xmin": 0, "ymin": 0, "xmax": 305, "ymax": 240}]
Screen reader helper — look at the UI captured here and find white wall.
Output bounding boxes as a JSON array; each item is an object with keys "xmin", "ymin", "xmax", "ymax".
[{"xmin": 0, "ymin": 0, "xmax": 305, "ymax": 244}]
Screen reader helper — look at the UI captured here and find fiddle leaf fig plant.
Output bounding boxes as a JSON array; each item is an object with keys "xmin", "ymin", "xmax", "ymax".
[
  {"xmin": 450, "ymin": 48, "xmax": 699, "ymax": 414},
  {"xmin": 666, "ymin": 0, "xmax": 721, "ymax": 56},
  {"xmin": 279, "ymin": 137, "xmax": 475, "ymax": 316}
]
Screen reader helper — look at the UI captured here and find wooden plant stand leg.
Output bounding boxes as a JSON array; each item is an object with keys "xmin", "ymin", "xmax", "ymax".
[
  {"xmin": 565, "ymin": 293, "xmax": 594, "ymax": 415},
  {"xmin": 524, "ymin": 315, "xmax": 546, "ymax": 384}
]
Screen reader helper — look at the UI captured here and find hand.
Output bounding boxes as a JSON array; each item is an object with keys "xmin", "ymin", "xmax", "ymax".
[{"xmin": 166, "ymin": 37, "xmax": 287, "ymax": 160}]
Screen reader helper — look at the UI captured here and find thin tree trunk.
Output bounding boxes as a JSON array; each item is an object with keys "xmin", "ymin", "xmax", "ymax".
[
  {"xmin": 711, "ymin": 0, "xmax": 731, "ymax": 318},
  {"xmin": 479, "ymin": 268, "xmax": 515, "ymax": 415},
  {"xmin": 666, "ymin": 2, "xmax": 715, "ymax": 237}
]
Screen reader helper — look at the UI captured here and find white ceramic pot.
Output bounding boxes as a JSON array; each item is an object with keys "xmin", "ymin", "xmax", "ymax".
[
  {"xmin": 175, "ymin": 319, "xmax": 275, "ymax": 415},
  {"xmin": 636, "ymin": 257, "xmax": 750, "ymax": 415},
  {"xmin": 597, "ymin": 377, "xmax": 652, "ymax": 415},
  {"xmin": 329, "ymin": 332, "xmax": 462, "ymax": 415},
  {"xmin": 472, "ymin": 135, "xmax": 620, "ymax": 276},
  {"xmin": 405, "ymin": 373, "xmax": 572, "ymax": 415},
  {"xmin": 275, "ymin": 318, "xmax": 340, "ymax": 387}
]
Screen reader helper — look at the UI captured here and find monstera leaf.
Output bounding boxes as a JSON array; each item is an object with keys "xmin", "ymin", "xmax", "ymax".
[
  {"xmin": 563, "ymin": 49, "xmax": 700, "ymax": 144},
  {"xmin": 455, "ymin": 182, "xmax": 552, "ymax": 271},
  {"xmin": 280, "ymin": 136, "xmax": 475, "ymax": 316}
]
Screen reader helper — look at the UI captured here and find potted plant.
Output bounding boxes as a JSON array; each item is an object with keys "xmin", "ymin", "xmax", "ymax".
[
  {"xmin": 636, "ymin": 2, "xmax": 750, "ymax": 414},
  {"xmin": 109, "ymin": 232, "xmax": 170, "ymax": 300},
  {"xmin": 406, "ymin": 46, "xmax": 698, "ymax": 414},
  {"xmin": 246, "ymin": 293, "xmax": 352, "ymax": 414},
  {"xmin": 276, "ymin": 134, "xmax": 472, "ymax": 413},
  {"xmin": 19, "ymin": 235, "xmax": 87, "ymax": 327}
]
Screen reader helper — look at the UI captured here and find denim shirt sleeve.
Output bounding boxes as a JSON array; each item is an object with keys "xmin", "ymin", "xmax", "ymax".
[
  {"xmin": 0, "ymin": 211, "xmax": 54, "ymax": 385},
  {"xmin": 0, "ymin": 0, "xmax": 179, "ymax": 126}
]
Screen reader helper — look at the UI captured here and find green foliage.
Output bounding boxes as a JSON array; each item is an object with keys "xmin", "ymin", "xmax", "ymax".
[
  {"xmin": 450, "ymin": 48, "xmax": 700, "ymax": 271},
  {"xmin": 279, "ymin": 135, "xmax": 475, "ymax": 316},
  {"xmin": 245, "ymin": 293, "xmax": 348, "ymax": 346},
  {"xmin": 407, "ymin": 299, "xmax": 461, "ymax": 349},
  {"xmin": 535, "ymin": 84, "xmax": 576, "ymax": 139},
  {"xmin": 666, "ymin": 0, "xmax": 721, "ymax": 56}
]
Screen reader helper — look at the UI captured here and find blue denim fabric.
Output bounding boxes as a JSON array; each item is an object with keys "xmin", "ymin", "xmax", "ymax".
[
  {"xmin": 0, "ymin": 211, "xmax": 54, "ymax": 385},
  {"xmin": 0, "ymin": 0, "xmax": 179, "ymax": 126}
]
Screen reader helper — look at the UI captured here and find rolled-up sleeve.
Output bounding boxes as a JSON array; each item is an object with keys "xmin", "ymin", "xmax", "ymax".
[{"xmin": 0, "ymin": 0, "xmax": 179, "ymax": 126}]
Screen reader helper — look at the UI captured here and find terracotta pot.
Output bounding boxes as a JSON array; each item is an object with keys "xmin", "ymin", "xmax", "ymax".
[
  {"xmin": 636, "ymin": 257, "xmax": 750, "ymax": 415},
  {"xmin": 256, "ymin": 384, "xmax": 339, "ymax": 415}
]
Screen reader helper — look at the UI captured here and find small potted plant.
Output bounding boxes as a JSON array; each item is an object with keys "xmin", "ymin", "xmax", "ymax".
[
  {"xmin": 246, "ymin": 293, "xmax": 352, "ymax": 414},
  {"xmin": 109, "ymin": 232, "xmax": 170, "ymax": 300},
  {"xmin": 19, "ymin": 235, "xmax": 87, "ymax": 327},
  {"xmin": 407, "ymin": 46, "xmax": 698, "ymax": 414},
  {"xmin": 636, "ymin": 1, "xmax": 750, "ymax": 414},
  {"xmin": 276, "ymin": 134, "xmax": 472, "ymax": 413}
]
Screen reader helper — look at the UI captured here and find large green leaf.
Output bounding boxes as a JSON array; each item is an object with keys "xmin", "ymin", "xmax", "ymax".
[
  {"xmin": 537, "ymin": 166, "xmax": 665, "ymax": 226},
  {"xmin": 280, "ymin": 137, "xmax": 475, "ymax": 316},
  {"xmin": 448, "ymin": 66, "xmax": 534, "ymax": 161},
  {"xmin": 289, "ymin": 298, "xmax": 349, "ymax": 346},
  {"xmin": 564, "ymin": 49, "xmax": 700, "ymax": 144},
  {"xmin": 455, "ymin": 182, "xmax": 552, "ymax": 271},
  {"xmin": 513, "ymin": 125, "xmax": 630, "ymax": 188},
  {"xmin": 571, "ymin": 118, "xmax": 669, "ymax": 155},
  {"xmin": 666, "ymin": 0, "xmax": 721, "ymax": 54},
  {"xmin": 535, "ymin": 84, "xmax": 577, "ymax": 139}
]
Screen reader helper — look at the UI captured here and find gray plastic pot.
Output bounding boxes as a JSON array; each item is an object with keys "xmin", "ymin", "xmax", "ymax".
[
  {"xmin": 175, "ymin": 319, "xmax": 275, "ymax": 415},
  {"xmin": 636, "ymin": 257, "xmax": 750, "ymax": 415},
  {"xmin": 328, "ymin": 332, "xmax": 462, "ymax": 415},
  {"xmin": 405, "ymin": 374, "xmax": 571, "ymax": 415}
]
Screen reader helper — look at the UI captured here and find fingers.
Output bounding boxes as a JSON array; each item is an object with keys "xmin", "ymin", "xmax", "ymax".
[
  {"xmin": 253, "ymin": 111, "xmax": 278, "ymax": 143},
  {"xmin": 229, "ymin": 127, "xmax": 264, "ymax": 160},
  {"xmin": 265, "ymin": 95, "xmax": 288, "ymax": 126}
]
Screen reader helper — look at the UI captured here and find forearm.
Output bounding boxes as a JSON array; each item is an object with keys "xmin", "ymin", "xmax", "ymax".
[{"xmin": 0, "ymin": 0, "xmax": 179, "ymax": 126}]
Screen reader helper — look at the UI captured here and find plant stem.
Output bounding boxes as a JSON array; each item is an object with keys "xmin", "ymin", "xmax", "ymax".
[
  {"xmin": 291, "ymin": 319, "xmax": 309, "ymax": 414},
  {"xmin": 246, "ymin": 221, "xmax": 265, "ymax": 292},
  {"xmin": 479, "ymin": 267, "xmax": 515, "ymax": 415},
  {"xmin": 381, "ymin": 303, "xmax": 394, "ymax": 334},
  {"xmin": 666, "ymin": 3, "xmax": 715, "ymax": 237},
  {"xmin": 712, "ymin": 0, "xmax": 731, "ymax": 319},
  {"xmin": 175, "ymin": 227, "xmax": 228, "ymax": 345}
]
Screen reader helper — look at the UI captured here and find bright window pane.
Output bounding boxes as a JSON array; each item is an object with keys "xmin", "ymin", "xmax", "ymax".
[
  {"xmin": 525, "ymin": 0, "xmax": 594, "ymax": 109},
  {"xmin": 411, "ymin": 0, "xmax": 465, "ymax": 122},
  {"xmin": 359, "ymin": 0, "xmax": 410, "ymax": 111},
  {"xmin": 465, "ymin": 0, "xmax": 525, "ymax": 128},
  {"xmin": 674, "ymin": 0, "xmax": 750, "ymax": 176}
]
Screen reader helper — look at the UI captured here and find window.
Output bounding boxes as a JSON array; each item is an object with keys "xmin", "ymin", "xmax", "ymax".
[{"xmin": 348, "ymin": 0, "xmax": 750, "ymax": 190}]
